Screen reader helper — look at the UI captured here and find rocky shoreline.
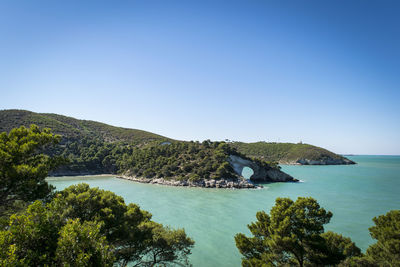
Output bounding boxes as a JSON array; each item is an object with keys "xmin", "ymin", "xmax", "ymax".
[
  {"xmin": 116, "ymin": 175, "xmax": 260, "ymax": 189},
  {"xmin": 279, "ymin": 158, "xmax": 356, "ymax": 165}
]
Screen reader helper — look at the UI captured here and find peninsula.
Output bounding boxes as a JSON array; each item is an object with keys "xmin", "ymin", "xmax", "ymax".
[
  {"xmin": 0, "ymin": 109, "xmax": 355, "ymax": 188},
  {"xmin": 231, "ymin": 142, "xmax": 355, "ymax": 165}
]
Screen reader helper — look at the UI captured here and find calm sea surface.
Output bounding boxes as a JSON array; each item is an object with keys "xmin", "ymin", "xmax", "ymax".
[{"xmin": 47, "ymin": 155, "xmax": 400, "ymax": 267}]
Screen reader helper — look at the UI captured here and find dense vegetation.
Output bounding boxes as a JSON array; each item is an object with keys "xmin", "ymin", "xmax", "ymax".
[
  {"xmin": 0, "ymin": 125, "xmax": 194, "ymax": 266},
  {"xmin": 55, "ymin": 138, "xmax": 281, "ymax": 181},
  {"xmin": 235, "ymin": 197, "xmax": 400, "ymax": 267},
  {"xmin": 1, "ymin": 110, "xmax": 283, "ymax": 180},
  {"xmin": 0, "ymin": 109, "xmax": 168, "ymax": 144},
  {"xmin": 363, "ymin": 210, "xmax": 400, "ymax": 265},
  {"xmin": 121, "ymin": 140, "xmax": 248, "ymax": 181},
  {"xmin": 1, "ymin": 110, "xmax": 271, "ymax": 178},
  {"xmin": 231, "ymin": 141, "xmax": 354, "ymax": 164},
  {"xmin": 1, "ymin": 110, "xmax": 353, "ymax": 172},
  {"xmin": 51, "ymin": 137, "xmax": 130, "ymax": 175},
  {"xmin": 0, "ymin": 110, "xmax": 172, "ymax": 175},
  {"xmin": 0, "ymin": 125, "xmax": 61, "ymax": 217},
  {"xmin": 0, "ymin": 184, "xmax": 194, "ymax": 266}
]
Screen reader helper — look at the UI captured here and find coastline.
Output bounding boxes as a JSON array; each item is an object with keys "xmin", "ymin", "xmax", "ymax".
[
  {"xmin": 278, "ymin": 159, "xmax": 356, "ymax": 165},
  {"xmin": 116, "ymin": 175, "xmax": 261, "ymax": 189},
  {"xmin": 48, "ymin": 173, "xmax": 115, "ymax": 177}
]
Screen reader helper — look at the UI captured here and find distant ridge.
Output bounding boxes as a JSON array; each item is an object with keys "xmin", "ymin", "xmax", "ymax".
[
  {"xmin": 0, "ymin": 109, "xmax": 354, "ymax": 165},
  {"xmin": 0, "ymin": 109, "xmax": 169, "ymax": 143},
  {"xmin": 231, "ymin": 142, "xmax": 355, "ymax": 165}
]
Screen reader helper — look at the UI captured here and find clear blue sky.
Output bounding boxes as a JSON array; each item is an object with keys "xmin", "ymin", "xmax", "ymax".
[{"xmin": 1, "ymin": 0, "xmax": 399, "ymax": 155}]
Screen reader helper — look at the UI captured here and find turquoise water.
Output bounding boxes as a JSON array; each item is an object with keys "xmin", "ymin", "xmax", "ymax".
[{"xmin": 47, "ymin": 155, "xmax": 400, "ymax": 266}]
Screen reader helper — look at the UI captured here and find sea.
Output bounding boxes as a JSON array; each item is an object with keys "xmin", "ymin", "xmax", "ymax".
[{"xmin": 47, "ymin": 155, "xmax": 400, "ymax": 267}]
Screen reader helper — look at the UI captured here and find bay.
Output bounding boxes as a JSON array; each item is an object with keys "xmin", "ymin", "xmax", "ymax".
[{"xmin": 47, "ymin": 155, "xmax": 400, "ymax": 266}]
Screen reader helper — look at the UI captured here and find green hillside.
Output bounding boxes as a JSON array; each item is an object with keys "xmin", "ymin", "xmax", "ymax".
[
  {"xmin": 0, "ymin": 110, "xmax": 172, "ymax": 175},
  {"xmin": 121, "ymin": 141, "xmax": 246, "ymax": 181},
  {"xmin": 231, "ymin": 142, "xmax": 355, "ymax": 165},
  {"xmin": 0, "ymin": 109, "xmax": 168, "ymax": 143},
  {"xmin": 0, "ymin": 110, "xmax": 354, "ymax": 168},
  {"xmin": 0, "ymin": 110, "xmax": 279, "ymax": 180}
]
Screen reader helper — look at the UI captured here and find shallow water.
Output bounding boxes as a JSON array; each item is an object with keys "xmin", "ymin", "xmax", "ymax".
[{"xmin": 47, "ymin": 155, "xmax": 400, "ymax": 266}]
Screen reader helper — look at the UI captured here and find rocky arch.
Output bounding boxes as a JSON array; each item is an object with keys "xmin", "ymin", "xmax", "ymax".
[
  {"xmin": 241, "ymin": 166, "xmax": 254, "ymax": 179},
  {"xmin": 228, "ymin": 155, "xmax": 296, "ymax": 182}
]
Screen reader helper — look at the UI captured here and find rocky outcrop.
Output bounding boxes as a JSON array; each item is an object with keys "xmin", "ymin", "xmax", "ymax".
[
  {"xmin": 295, "ymin": 158, "xmax": 355, "ymax": 165},
  {"xmin": 116, "ymin": 155, "xmax": 297, "ymax": 188},
  {"xmin": 117, "ymin": 175, "xmax": 258, "ymax": 189},
  {"xmin": 228, "ymin": 155, "xmax": 297, "ymax": 183}
]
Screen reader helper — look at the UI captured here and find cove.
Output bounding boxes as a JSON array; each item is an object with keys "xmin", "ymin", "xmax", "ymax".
[{"xmin": 47, "ymin": 155, "xmax": 400, "ymax": 267}]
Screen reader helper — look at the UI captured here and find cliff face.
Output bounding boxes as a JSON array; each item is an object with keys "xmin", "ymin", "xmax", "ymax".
[{"xmin": 228, "ymin": 155, "xmax": 297, "ymax": 183}]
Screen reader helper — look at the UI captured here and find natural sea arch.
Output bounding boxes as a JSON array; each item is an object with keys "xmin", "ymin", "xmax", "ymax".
[
  {"xmin": 228, "ymin": 154, "xmax": 294, "ymax": 182},
  {"xmin": 241, "ymin": 166, "xmax": 254, "ymax": 179}
]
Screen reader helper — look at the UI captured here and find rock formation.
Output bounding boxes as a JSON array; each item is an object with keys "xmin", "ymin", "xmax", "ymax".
[
  {"xmin": 296, "ymin": 158, "xmax": 355, "ymax": 165},
  {"xmin": 228, "ymin": 155, "xmax": 297, "ymax": 182}
]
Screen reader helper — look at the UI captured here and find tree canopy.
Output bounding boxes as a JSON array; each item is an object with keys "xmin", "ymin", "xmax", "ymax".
[
  {"xmin": 0, "ymin": 184, "xmax": 194, "ymax": 266},
  {"xmin": 0, "ymin": 125, "xmax": 61, "ymax": 217},
  {"xmin": 365, "ymin": 210, "xmax": 400, "ymax": 266},
  {"xmin": 235, "ymin": 197, "xmax": 360, "ymax": 267}
]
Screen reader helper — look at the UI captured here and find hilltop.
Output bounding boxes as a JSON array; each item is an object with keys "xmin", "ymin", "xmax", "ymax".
[
  {"xmin": 0, "ymin": 109, "xmax": 168, "ymax": 143},
  {"xmin": 231, "ymin": 142, "xmax": 355, "ymax": 165}
]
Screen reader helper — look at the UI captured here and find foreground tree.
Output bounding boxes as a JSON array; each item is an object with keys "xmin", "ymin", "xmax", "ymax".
[
  {"xmin": 0, "ymin": 125, "xmax": 60, "ymax": 217},
  {"xmin": 142, "ymin": 223, "xmax": 196, "ymax": 266},
  {"xmin": 321, "ymin": 231, "xmax": 361, "ymax": 265},
  {"xmin": 49, "ymin": 183, "xmax": 195, "ymax": 266},
  {"xmin": 0, "ymin": 184, "xmax": 195, "ymax": 266},
  {"xmin": 235, "ymin": 197, "xmax": 360, "ymax": 266},
  {"xmin": 55, "ymin": 219, "xmax": 115, "ymax": 266},
  {"xmin": 0, "ymin": 201, "xmax": 114, "ymax": 266},
  {"xmin": 337, "ymin": 210, "xmax": 400, "ymax": 267},
  {"xmin": 365, "ymin": 210, "xmax": 400, "ymax": 266}
]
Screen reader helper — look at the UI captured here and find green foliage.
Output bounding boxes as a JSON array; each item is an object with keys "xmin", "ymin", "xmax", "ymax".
[
  {"xmin": 0, "ymin": 243, "xmax": 25, "ymax": 266},
  {"xmin": 0, "ymin": 184, "xmax": 195, "ymax": 266},
  {"xmin": 188, "ymin": 173, "xmax": 201, "ymax": 182},
  {"xmin": 321, "ymin": 231, "xmax": 361, "ymax": 265},
  {"xmin": 235, "ymin": 197, "xmax": 359, "ymax": 267},
  {"xmin": 0, "ymin": 201, "xmax": 114, "ymax": 267},
  {"xmin": 49, "ymin": 183, "xmax": 138, "ymax": 241},
  {"xmin": 215, "ymin": 161, "xmax": 234, "ymax": 179},
  {"xmin": 0, "ymin": 109, "xmax": 170, "ymax": 176},
  {"xmin": 0, "ymin": 109, "xmax": 167, "ymax": 144},
  {"xmin": 122, "ymin": 141, "xmax": 242, "ymax": 181},
  {"xmin": 0, "ymin": 201, "xmax": 63, "ymax": 266},
  {"xmin": 50, "ymin": 183, "xmax": 195, "ymax": 266},
  {"xmin": 231, "ymin": 141, "xmax": 352, "ymax": 164},
  {"xmin": 1, "ymin": 111, "xmax": 283, "ymax": 181},
  {"xmin": 338, "ymin": 255, "xmax": 378, "ymax": 267},
  {"xmin": 55, "ymin": 219, "xmax": 115, "ymax": 266},
  {"xmin": 142, "ymin": 223, "xmax": 195, "ymax": 266},
  {"xmin": 0, "ymin": 124, "xmax": 61, "ymax": 217},
  {"xmin": 337, "ymin": 210, "xmax": 400, "ymax": 266},
  {"xmin": 365, "ymin": 210, "xmax": 400, "ymax": 266}
]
